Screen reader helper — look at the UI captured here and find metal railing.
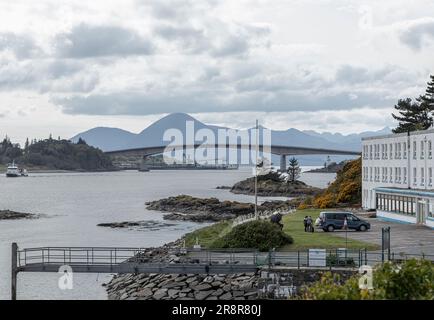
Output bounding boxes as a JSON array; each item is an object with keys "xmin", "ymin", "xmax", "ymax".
[
  {"xmin": 17, "ymin": 246, "xmax": 434, "ymax": 271},
  {"xmin": 18, "ymin": 247, "xmax": 151, "ymax": 267}
]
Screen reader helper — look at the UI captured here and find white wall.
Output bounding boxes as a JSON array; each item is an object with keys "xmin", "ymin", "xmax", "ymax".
[{"xmin": 362, "ymin": 130, "xmax": 434, "ymax": 209}]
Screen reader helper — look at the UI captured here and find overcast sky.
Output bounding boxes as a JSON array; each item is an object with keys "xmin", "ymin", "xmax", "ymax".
[{"xmin": 1, "ymin": 0, "xmax": 434, "ymax": 144}]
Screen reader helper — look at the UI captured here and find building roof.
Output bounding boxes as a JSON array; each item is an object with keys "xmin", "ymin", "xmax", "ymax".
[
  {"xmin": 362, "ymin": 128, "xmax": 434, "ymax": 142},
  {"xmin": 374, "ymin": 187, "xmax": 434, "ymax": 198}
]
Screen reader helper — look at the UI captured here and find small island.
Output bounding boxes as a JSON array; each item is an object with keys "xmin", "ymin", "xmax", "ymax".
[
  {"xmin": 145, "ymin": 195, "xmax": 299, "ymax": 222},
  {"xmin": 0, "ymin": 210, "xmax": 38, "ymax": 220},
  {"xmin": 305, "ymin": 160, "xmax": 349, "ymax": 173},
  {"xmin": 97, "ymin": 220, "xmax": 176, "ymax": 230},
  {"xmin": 0, "ymin": 136, "xmax": 115, "ymax": 172},
  {"xmin": 230, "ymin": 173, "xmax": 321, "ymax": 197}
]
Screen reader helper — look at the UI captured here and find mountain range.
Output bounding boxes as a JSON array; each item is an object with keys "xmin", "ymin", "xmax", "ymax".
[{"xmin": 71, "ymin": 113, "xmax": 391, "ymax": 166}]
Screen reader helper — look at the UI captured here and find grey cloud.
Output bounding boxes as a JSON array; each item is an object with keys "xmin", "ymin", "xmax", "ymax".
[
  {"xmin": 211, "ymin": 35, "xmax": 249, "ymax": 57},
  {"xmin": 139, "ymin": 0, "xmax": 217, "ymax": 21},
  {"xmin": 0, "ymin": 59, "xmax": 98, "ymax": 93},
  {"xmin": 0, "ymin": 33, "xmax": 41, "ymax": 59},
  {"xmin": 54, "ymin": 24, "xmax": 154, "ymax": 59},
  {"xmin": 53, "ymin": 86, "xmax": 394, "ymax": 117},
  {"xmin": 399, "ymin": 19, "xmax": 434, "ymax": 50},
  {"xmin": 334, "ymin": 65, "xmax": 418, "ymax": 87},
  {"xmin": 154, "ymin": 23, "xmax": 269, "ymax": 57}
]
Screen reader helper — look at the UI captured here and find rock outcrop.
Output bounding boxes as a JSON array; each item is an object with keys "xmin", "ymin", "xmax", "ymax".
[
  {"xmin": 146, "ymin": 195, "xmax": 300, "ymax": 222},
  {"xmin": 0, "ymin": 210, "xmax": 38, "ymax": 220},
  {"xmin": 231, "ymin": 177, "xmax": 322, "ymax": 197},
  {"xmin": 97, "ymin": 220, "xmax": 175, "ymax": 230}
]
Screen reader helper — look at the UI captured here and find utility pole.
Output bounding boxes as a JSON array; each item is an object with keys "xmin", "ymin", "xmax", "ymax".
[{"xmin": 255, "ymin": 119, "xmax": 259, "ymax": 220}]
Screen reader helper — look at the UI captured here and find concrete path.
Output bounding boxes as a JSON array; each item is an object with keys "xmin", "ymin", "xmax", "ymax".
[{"xmin": 331, "ymin": 218, "xmax": 434, "ymax": 256}]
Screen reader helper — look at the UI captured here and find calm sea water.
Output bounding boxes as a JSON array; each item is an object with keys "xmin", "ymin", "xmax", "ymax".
[{"xmin": 0, "ymin": 168, "xmax": 335, "ymax": 300}]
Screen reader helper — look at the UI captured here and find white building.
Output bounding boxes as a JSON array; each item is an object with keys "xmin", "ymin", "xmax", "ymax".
[{"xmin": 362, "ymin": 129, "xmax": 434, "ymax": 228}]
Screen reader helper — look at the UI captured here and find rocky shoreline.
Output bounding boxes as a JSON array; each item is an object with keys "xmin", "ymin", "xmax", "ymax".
[
  {"xmin": 145, "ymin": 195, "xmax": 300, "ymax": 222},
  {"xmin": 230, "ymin": 176, "xmax": 322, "ymax": 197},
  {"xmin": 0, "ymin": 210, "xmax": 38, "ymax": 220},
  {"xmin": 97, "ymin": 220, "xmax": 176, "ymax": 230}
]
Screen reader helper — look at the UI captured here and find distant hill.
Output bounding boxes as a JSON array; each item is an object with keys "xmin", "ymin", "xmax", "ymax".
[{"xmin": 71, "ymin": 113, "xmax": 390, "ymax": 166}]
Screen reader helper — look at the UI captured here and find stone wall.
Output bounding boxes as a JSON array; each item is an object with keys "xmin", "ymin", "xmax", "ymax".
[{"xmin": 105, "ymin": 269, "xmax": 357, "ymax": 300}]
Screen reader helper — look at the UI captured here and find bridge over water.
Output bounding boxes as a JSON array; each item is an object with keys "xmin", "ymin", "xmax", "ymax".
[{"xmin": 105, "ymin": 144, "xmax": 360, "ymax": 171}]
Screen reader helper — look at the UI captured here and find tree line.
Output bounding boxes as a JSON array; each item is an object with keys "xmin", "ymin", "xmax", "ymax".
[{"xmin": 0, "ymin": 136, "xmax": 114, "ymax": 171}]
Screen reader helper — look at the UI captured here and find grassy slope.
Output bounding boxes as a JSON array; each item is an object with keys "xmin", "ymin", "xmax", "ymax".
[
  {"xmin": 183, "ymin": 209, "xmax": 379, "ymax": 250},
  {"xmin": 280, "ymin": 209, "xmax": 379, "ymax": 250},
  {"xmin": 184, "ymin": 221, "xmax": 232, "ymax": 247}
]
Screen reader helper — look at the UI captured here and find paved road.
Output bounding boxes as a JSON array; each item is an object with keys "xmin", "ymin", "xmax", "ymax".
[{"xmin": 331, "ymin": 218, "xmax": 434, "ymax": 256}]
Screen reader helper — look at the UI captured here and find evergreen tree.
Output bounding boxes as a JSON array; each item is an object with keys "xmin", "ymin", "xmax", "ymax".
[
  {"xmin": 77, "ymin": 137, "xmax": 87, "ymax": 145},
  {"xmin": 392, "ymin": 98, "xmax": 432, "ymax": 133},
  {"xmin": 24, "ymin": 138, "xmax": 30, "ymax": 156},
  {"xmin": 287, "ymin": 157, "xmax": 301, "ymax": 183},
  {"xmin": 420, "ymin": 74, "xmax": 434, "ymax": 109},
  {"xmin": 392, "ymin": 75, "xmax": 434, "ymax": 133}
]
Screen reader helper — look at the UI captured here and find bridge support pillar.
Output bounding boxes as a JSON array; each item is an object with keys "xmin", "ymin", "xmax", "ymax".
[
  {"xmin": 279, "ymin": 155, "xmax": 287, "ymax": 172},
  {"xmin": 11, "ymin": 242, "xmax": 17, "ymax": 300},
  {"xmin": 139, "ymin": 157, "xmax": 150, "ymax": 172}
]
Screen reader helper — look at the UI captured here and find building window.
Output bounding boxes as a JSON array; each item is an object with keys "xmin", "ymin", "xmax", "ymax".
[
  {"xmin": 413, "ymin": 141, "xmax": 417, "ymax": 159},
  {"xmin": 403, "ymin": 142, "xmax": 407, "ymax": 159},
  {"xmin": 429, "ymin": 141, "xmax": 432, "ymax": 159},
  {"xmin": 429, "ymin": 167, "xmax": 432, "ymax": 187},
  {"xmin": 384, "ymin": 144, "xmax": 388, "ymax": 159},
  {"xmin": 413, "ymin": 167, "xmax": 417, "ymax": 185},
  {"xmin": 370, "ymin": 167, "xmax": 373, "ymax": 181},
  {"xmin": 376, "ymin": 193, "xmax": 416, "ymax": 216},
  {"xmin": 369, "ymin": 145, "xmax": 373, "ymax": 160},
  {"xmin": 421, "ymin": 168, "xmax": 425, "ymax": 186},
  {"xmin": 389, "ymin": 143, "xmax": 393, "ymax": 159},
  {"xmin": 421, "ymin": 140, "xmax": 425, "ymax": 159},
  {"xmin": 389, "ymin": 167, "xmax": 393, "ymax": 183},
  {"xmin": 403, "ymin": 167, "xmax": 407, "ymax": 184}
]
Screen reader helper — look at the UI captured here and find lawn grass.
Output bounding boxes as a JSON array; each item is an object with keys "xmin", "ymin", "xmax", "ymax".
[
  {"xmin": 182, "ymin": 209, "xmax": 379, "ymax": 251},
  {"xmin": 280, "ymin": 209, "xmax": 379, "ymax": 250}
]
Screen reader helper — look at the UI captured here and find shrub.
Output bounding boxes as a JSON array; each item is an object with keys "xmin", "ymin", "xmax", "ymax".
[
  {"xmin": 211, "ymin": 220, "xmax": 293, "ymax": 251},
  {"xmin": 326, "ymin": 254, "xmax": 355, "ymax": 267},
  {"xmin": 314, "ymin": 193, "xmax": 336, "ymax": 208},
  {"xmin": 313, "ymin": 158, "xmax": 362, "ymax": 208},
  {"xmin": 302, "ymin": 259, "xmax": 434, "ymax": 300}
]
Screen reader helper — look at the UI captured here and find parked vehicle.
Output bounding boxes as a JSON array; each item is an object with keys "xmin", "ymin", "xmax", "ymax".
[{"xmin": 318, "ymin": 211, "xmax": 370, "ymax": 232}]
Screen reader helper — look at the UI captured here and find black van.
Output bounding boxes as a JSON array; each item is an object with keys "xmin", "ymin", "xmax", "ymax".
[{"xmin": 318, "ymin": 211, "xmax": 370, "ymax": 232}]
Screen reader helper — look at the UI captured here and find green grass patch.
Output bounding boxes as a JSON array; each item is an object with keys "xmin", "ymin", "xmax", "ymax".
[
  {"xmin": 280, "ymin": 209, "xmax": 379, "ymax": 250},
  {"xmin": 182, "ymin": 209, "xmax": 379, "ymax": 251}
]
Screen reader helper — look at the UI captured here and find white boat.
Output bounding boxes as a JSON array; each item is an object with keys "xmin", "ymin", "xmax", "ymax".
[{"xmin": 6, "ymin": 161, "xmax": 20, "ymax": 178}]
